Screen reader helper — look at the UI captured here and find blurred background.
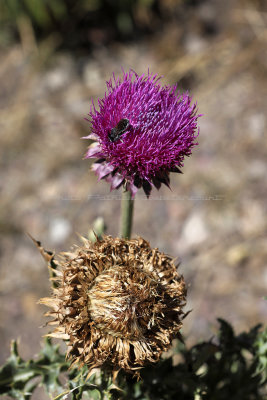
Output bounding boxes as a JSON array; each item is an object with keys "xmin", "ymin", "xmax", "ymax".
[{"xmin": 0, "ymin": 0, "xmax": 266, "ymax": 376}]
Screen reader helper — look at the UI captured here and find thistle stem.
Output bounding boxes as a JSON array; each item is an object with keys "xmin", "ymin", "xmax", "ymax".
[{"xmin": 120, "ymin": 189, "xmax": 134, "ymax": 239}]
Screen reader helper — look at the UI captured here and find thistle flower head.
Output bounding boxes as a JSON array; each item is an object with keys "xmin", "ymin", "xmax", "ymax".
[
  {"xmin": 84, "ymin": 70, "xmax": 201, "ymax": 197},
  {"xmin": 40, "ymin": 236, "xmax": 187, "ymax": 376}
]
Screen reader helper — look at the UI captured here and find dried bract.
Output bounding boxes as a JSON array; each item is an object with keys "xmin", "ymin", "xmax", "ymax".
[{"xmin": 40, "ymin": 236, "xmax": 187, "ymax": 375}]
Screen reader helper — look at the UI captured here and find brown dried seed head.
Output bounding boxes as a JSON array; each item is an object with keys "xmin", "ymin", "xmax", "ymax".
[{"xmin": 40, "ymin": 236, "xmax": 187, "ymax": 375}]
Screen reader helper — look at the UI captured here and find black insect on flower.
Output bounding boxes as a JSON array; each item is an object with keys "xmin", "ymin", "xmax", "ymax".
[
  {"xmin": 108, "ymin": 118, "xmax": 130, "ymax": 142},
  {"xmin": 84, "ymin": 70, "xmax": 201, "ymax": 197}
]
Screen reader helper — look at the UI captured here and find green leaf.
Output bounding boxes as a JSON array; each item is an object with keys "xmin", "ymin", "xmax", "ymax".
[
  {"xmin": 38, "ymin": 337, "xmax": 66, "ymax": 364},
  {"xmin": 0, "ymin": 321, "xmax": 266, "ymax": 399},
  {"xmin": 254, "ymin": 325, "xmax": 267, "ymax": 384},
  {"xmin": 23, "ymin": 0, "xmax": 51, "ymax": 27},
  {"xmin": 218, "ymin": 318, "xmax": 235, "ymax": 342},
  {"xmin": 87, "ymin": 388, "xmax": 102, "ymax": 400}
]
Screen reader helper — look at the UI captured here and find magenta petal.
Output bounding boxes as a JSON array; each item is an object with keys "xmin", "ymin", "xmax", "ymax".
[
  {"xmin": 127, "ymin": 182, "xmax": 139, "ymax": 198},
  {"xmin": 84, "ymin": 70, "xmax": 201, "ymax": 197},
  {"xmin": 92, "ymin": 163, "xmax": 115, "ymax": 180},
  {"xmin": 106, "ymin": 174, "xmax": 124, "ymax": 190},
  {"xmin": 85, "ymin": 144, "xmax": 104, "ymax": 159},
  {"xmin": 82, "ymin": 133, "xmax": 99, "ymax": 140}
]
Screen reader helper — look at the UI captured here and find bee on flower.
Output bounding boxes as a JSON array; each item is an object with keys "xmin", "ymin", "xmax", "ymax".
[{"xmin": 84, "ymin": 70, "xmax": 201, "ymax": 197}]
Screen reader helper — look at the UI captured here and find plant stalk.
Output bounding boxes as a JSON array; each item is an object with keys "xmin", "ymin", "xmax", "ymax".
[{"xmin": 120, "ymin": 189, "xmax": 134, "ymax": 239}]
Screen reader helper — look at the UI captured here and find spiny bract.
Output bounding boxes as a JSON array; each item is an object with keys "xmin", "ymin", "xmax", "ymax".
[{"xmin": 39, "ymin": 235, "xmax": 187, "ymax": 376}]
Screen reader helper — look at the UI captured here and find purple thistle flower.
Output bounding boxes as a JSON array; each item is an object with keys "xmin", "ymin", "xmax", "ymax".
[{"xmin": 84, "ymin": 70, "xmax": 201, "ymax": 197}]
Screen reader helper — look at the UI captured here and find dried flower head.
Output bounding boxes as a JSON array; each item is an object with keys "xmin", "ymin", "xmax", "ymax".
[
  {"xmin": 84, "ymin": 70, "xmax": 201, "ymax": 197},
  {"xmin": 39, "ymin": 236, "xmax": 187, "ymax": 376}
]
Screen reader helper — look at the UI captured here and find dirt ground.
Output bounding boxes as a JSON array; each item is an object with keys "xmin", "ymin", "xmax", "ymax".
[{"xmin": 0, "ymin": 0, "xmax": 266, "ymax": 378}]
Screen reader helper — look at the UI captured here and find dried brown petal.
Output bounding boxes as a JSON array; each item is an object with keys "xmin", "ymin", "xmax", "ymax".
[{"xmin": 39, "ymin": 236, "xmax": 187, "ymax": 375}]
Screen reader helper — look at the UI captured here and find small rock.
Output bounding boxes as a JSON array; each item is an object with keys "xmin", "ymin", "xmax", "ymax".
[
  {"xmin": 226, "ymin": 244, "xmax": 250, "ymax": 267},
  {"xmin": 83, "ymin": 62, "xmax": 102, "ymax": 90},
  {"xmin": 180, "ymin": 212, "xmax": 208, "ymax": 247},
  {"xmin": 49, "ymin": 218, "xmax": 72, "ymax": 244},
  {"xmin": 248, "ymin": 113, "xmax": 265, "ymax": 139}
]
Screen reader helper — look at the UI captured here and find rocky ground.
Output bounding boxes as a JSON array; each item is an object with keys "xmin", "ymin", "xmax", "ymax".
[{"xmin": 0, "ymin": 0, "xmax": 266, "ymax": 384}]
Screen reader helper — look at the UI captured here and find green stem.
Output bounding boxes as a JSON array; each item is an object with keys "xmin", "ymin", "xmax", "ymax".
[{"xmin": 120, "ymin": 189, "xmax": 134, "ymax": 239}]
